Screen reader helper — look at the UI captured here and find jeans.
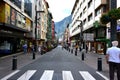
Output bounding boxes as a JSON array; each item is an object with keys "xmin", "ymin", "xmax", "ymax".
[{"xmin": 23, "ymin": 48, "xmax": 27, "ymax": 54}]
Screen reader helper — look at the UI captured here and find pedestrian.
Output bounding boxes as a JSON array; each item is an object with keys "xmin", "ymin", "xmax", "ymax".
[
  {"xmin": 106, "ymin": 40, "xmax": 120, "ymax": 80},
  {"xmin": 23, "ymin": 43, "xmax": 27, "ymax": 54},
  {"xmin": 75, "ymin": 44, "xmax": 78, "ymax": 56},
  {"xmin": 70, "ymin": 44, "xmax": 73, "ymax": 54},
  {"xmin": 41, "ymin": 44, "xmax": 45, "ymax": 55},
  {"xmin": 86, "ymin": 44, "xmax": 88, "ymax": 53},
  {"xmin": 38, "ymin": 45, "xmax": 41, "ymax": 54}
]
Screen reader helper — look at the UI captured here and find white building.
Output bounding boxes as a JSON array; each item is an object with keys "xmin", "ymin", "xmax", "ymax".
[{"xmin": 70, "ymin": 0, "xmax": 119, "ymax": 54}]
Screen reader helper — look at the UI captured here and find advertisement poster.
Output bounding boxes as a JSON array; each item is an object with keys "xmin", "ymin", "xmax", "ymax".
[
  {"xmin": 16, "ymin": 12, "xmax": 27, "ymax": 30},
  {"xmin": 26, "ymin": 18, "xmax": 31, "ymax": 31},
  {"xmin": 5, "ymin": 3, "xmax": 10, "ymax": 24},
  {"xmin": 16, "ymin": 12, "xmax": 22, "ymax": 28},
  {"xmin": 0, "ymin": 3, "xmax": 5, "ymax": 23},
  {"xmin": 11, "ymin": 8, "xmax": 16, "ymax": 25}
]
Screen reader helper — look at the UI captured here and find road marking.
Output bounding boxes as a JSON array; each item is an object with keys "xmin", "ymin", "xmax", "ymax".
[
  {"xmin": 1, "ymin": 70, "xmax": 20, "ymax": 80},
  {"xmin": 96, "ymin": 71, "xmax": 109, "ymax": 80},
  {"xmin": 17, "ymin": 70, "xmax": 36, "ymax": 80},
  {"xmin": 40, "ymin": 70, "xmax": 54, "ymax": 80},
  {"xmin": 79, "ymin": 71, "xmax": 96, "ymax": 80},
  {"xmin": 62, "ymin": 71, "xmax": 74, "ymax": 80}
]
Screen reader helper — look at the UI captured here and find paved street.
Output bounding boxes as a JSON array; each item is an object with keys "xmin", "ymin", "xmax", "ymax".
[{"xmin": 0, "ymin": 46, "xmax": 109, "ymax": 80}]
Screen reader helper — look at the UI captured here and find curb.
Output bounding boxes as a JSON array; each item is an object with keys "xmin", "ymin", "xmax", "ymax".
[{"xmin": 0, "ymin": 52, "xmax": 23, "ymax": 59}]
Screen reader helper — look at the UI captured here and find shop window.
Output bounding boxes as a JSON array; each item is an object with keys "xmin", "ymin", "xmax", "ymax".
[{"xmin": 0, "ymin": 41, "xmax": 12, "ymax": 54}]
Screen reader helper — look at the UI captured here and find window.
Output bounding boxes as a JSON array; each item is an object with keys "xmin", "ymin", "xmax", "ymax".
[
  {"xmin": 95, "ymin": 8, "xmax": 101, "ymax": 16},
  {"xmin": 88, "ymin": 0, "xmax": 92, "ymax": 8},
  {"xmin": 24, "ymin": 0, "xmax": 32, "ymax": 17},
  {"xmin": 83, "ymin": 19, "xmax": 86, "ymax": 25},
  {"xmin": 88, "ymin": 14, "xmax": 92, "ymax": 21},
  {"xmin": 10, "ymin": 0, "xmax": 21, "ymax": 9},
  {"xmin": 83, "ymin": 7, "xmax": 87, "ymax": 13},
  {"xmin": 83, "ymin": 0, "xmax": 85, "ymax": 3},
  {"xmin": 80, "ymin": 13, "xmax": 82, "ymax": 18},
  {"xmin": 80, "ymin": 3, "xmax": 82, "ymax": 8}
]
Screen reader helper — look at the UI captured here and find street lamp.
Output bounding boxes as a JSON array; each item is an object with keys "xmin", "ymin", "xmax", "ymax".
[
  {"xmin": 76, "ymin": 20, "xmax": 85, "ymax": 60},
  {"xmin": 34, "ymin": 9, "xmax": 44, "ymax": 52},
  {"xmin": 76, "ymin": 20, "xmax": 83, "ymax": 48},
  {"xmin": 109, "ymin": 0, "xmax": 117, "ymax": 44}
]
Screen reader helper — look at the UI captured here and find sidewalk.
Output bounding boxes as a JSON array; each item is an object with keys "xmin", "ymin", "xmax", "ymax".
[
  {"xmin": 62, "ymin": 47, "xmax": 110, "ymax": 79},
  {"xmin": 0, "ymin": 52, "xmax": 41, "ymax": 79},
  {"xmin": 78, "ymin": 52, "xmax": 109, "ymax": 78}
]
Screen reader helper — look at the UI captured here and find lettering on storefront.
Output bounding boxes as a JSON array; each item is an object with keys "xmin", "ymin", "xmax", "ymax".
[{"xmin": 0, "ymin": 30, "xmax": 13, "ymax": 34}]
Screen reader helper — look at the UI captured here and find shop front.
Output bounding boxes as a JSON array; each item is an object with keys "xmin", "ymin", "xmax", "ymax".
[
  {"xmin": 0, "ymin": 24, "xmax": 28, "ymax": 56},
  {"xmin": 0, "ymin": 1, "xmax": 31, "ymax": 56}
]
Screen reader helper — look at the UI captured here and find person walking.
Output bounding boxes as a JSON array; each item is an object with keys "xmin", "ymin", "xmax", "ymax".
[
  {"xmin": 75, "ymin": 44, "xmax": 78, "ymax": 56},
  {"xmin": 23, "ymin": 43, "xmax": 27, "ymax": 54},
  {"xmin": 38, "ymin": 45, "xmax": 41, "ymax": 54},
  {"xmin": 106, "ymin": 41, "xmax": 120, "ymax": 80}
]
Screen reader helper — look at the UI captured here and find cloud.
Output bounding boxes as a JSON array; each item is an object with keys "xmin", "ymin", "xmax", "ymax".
[{"xmin": 47, "ymin": 0, "xmax": 75, "ymax": 22}]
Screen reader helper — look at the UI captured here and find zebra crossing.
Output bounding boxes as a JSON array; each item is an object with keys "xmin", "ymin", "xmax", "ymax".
[{"xmin": 1, "ymin": 70, "xmax": 109, "ymax": 80}]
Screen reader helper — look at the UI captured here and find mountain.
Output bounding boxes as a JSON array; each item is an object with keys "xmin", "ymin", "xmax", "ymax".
[{"xmin": 55, "ymin": 15, "xmax": 72, "ymax": 38}]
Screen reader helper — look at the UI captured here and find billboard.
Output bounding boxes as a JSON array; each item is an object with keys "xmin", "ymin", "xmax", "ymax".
[
  {"xmin": 5, "ymin": 3, "xmax": 10, "ymax": 24},
  {"xmin": 0, "ymin": 2, "xmax": 5, "ymax": 23},
  {"xmin": 26, "ymin": 18, "xmax": 31, "ymax": 31},
  {"xmin": 0, "ymin": 3, "xmax": 10, "ymax": 24},
  {"xmin": 10, "ymin": 8, "xmax": 16, "ymax": 25}
]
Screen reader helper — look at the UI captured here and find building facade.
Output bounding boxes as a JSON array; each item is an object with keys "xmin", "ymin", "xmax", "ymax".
[
  {"xmin": 0, "ymin": 0, "xmax": 32, "ymax": 55},
  {"xmin": 52, "ymin": 21, "xmax": 55, "ymax": 41},
  {"xmin": 0, "ymin": 0, "xmax": 50, "ymax": 55},
  {"xmin": 70, "ymin": 0, "xmax": 109, "ymax": 54},
  {"xmin": 46, "ymin": 12, "xmax": 53, "ymax": 41}
]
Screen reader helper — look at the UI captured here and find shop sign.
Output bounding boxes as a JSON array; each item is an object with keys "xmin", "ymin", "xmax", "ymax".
[
  {"xmin": 83, "ymin": 33, "xmax": 94, "ymax": 41},
  {"xmin": 0, "ymin": 30, "xmax": 13, "ymax": 34}
]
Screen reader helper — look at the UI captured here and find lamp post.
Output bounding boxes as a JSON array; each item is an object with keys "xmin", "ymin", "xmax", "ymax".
[
  {"xmin": 35, "ymin": 10, "xmax": 44, "ymax": 52},
  {"xmin": 109, "ymin": 0, "xmax": 117, "ymax": 44},
  {"xmin": 76, "ymin": 20, "xmax": 85, "ymax": 60},
  {"xmin": 34, "ymin": 3, "xmax": 45, "ymax": 55},
  {"xmin": 76, "ymin": 20, "xmax": 83, "ymax": 48}
]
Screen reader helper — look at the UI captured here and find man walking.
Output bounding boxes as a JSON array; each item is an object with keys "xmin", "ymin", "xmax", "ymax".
[{"xmin": 106, "ymin": 41, "xmax": 120, "ymax": 80}]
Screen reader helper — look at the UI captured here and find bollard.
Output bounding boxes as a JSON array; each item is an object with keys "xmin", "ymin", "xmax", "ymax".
[
  {"xmin": 82, "ymin": 53, "xmax": 84, "ymax": 60},
  {"xmin": 12, "ymin": 56, "xmax": 17, "ymax": 70},
  {"xmin": 33, "ymin": 52, "xmax": 35, "ymax": 59},
  {"xmin": 97, "ymin": 57, "xmax": 102, "ymax": 71},
  {"xmin": 75, "ymin": 50, "xmax": 77, "ymax": 56},
  {"xmin": 71, "ymin": 49, "xmax": 73, "ymax": 54}
]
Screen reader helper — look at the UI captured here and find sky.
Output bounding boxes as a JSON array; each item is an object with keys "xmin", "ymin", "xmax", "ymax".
[{"xmin": 46, "ymin": 0, "xmax": 75, "ymax": 22}]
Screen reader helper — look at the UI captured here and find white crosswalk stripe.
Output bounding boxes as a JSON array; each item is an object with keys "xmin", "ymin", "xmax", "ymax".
[
  {"xmin": 40, "ymin": 70, "xmax": 54, "ymax": 80},
  {"xmin": 17, "ymin": 70, "xmax": 36, "ymax": 80},
  {"xmin": 79, "ymin": 71, "xmax": 96, "ymax": 80},
  {"xmin": 1, "ymin": 70, "xmax": 20, "ymax": 80},
  {"xmin": 96, "ymin": 71, "xmax": 109, "ymax": 80},
  {"xmin": 1, "ymin": 70, "xmax": 107, "ymax": 80},
  {"xmin": 62, "ymin": 71, "xmax": 74, "ymax": 80}
]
